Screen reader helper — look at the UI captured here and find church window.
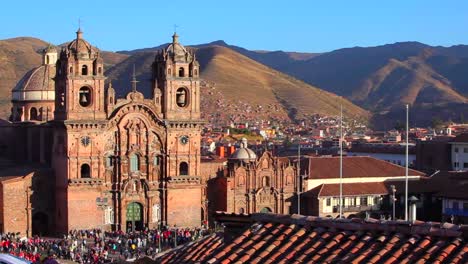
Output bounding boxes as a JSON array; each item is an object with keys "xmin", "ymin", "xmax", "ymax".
[
  {"xmin": 69, "ymin": 67, "xmax": 73, "ymax": 74},
  {"xmin": 81, "ymin": 65, "xmax": 88, "ymax": 75},
  {"xmin": 130, "ymin": 154, "xmax": 140, "ymax": 172},
  {"xmin": 46, "ymin": 55, "xmax": 50, "ymax": 64},
  {"xmin": 262, "ymin": 176, "xmax": 270, "ymax": 187},
  {"xmin": 238, "ymin": 176, "xmax": 245, "ymax": 186},
  {"xmin": 179, "ymin": 67, "xmax": 185, "ymax": 77},
  {"xmin": 98, "ymin": 67, "xmax": 102, "ymax": 75},
  {"xmin": 82, "ymin": 65, "xmax": 88, "ymax": 75},
  {"xmin": 194, "ymin": 69, "xmax": 198, "ymax": 76},
  {"xmin": 179, "ymin": 162, "xmax": 188, "ymax": 176},
  {"xmin": 176, "ymin": 88, "xmax": 188, "ymax": 107},
  {"xmin": 79, "ymin": 87, "xmax": 92, "ymax": 107},
  {"xmin": 106, "ymin": 156, "xmax": 113, "ymax": 168},
  {"xmin": 30, "ymin": 107, "xmax": 38, "ymax": 121},
  {"xmin": 168, "ymin": 69, "xmax": 171, "ymax": 76},
  {"xmin": 81, "ymin": 164, "xmax": 91, "ymax": 178}
]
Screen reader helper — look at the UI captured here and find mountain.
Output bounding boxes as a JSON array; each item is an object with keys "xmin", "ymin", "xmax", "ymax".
[
  {"xmin": 0, "ymin": 37, "xmax": 129, "ymax": 118},
  {"xmin": 0, "ymin": 37, "xmax": 47, "ymax": 117},
  {"xmin": 118, "ymin": 40, "xmax": 320, "ymax": 70},
  {"xmin": 118, "ymin": 40, "xmax": 468, "ymax": 127},
  {"xmin": 106, "ymin": 45, "xmax": 368, "ymax": 125}
]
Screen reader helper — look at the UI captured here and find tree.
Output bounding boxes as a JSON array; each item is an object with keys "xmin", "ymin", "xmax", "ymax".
[{"xmin": 431, "ymin": 117, "xmax": 444, "ymax": 130}]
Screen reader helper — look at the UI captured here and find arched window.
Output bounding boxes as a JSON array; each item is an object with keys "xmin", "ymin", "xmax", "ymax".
[
  {"xmin": 179, "ymin": 162, "xmax": 188, "ymax": 176},
  {"xmin": 81, "ymin": 164, "xmax": 91, "ymax": 178},
  {"xmin": 194, "ymin": 69, "xmax": 198, "ymax": 76},
  {"xmin": 79, "ymin": 87, "xmax": 92, "ymax": 107},
  {"xmin": 105, "ymin": 156, "xmax": 113, "ymax": 168},
  {"xmin": 69, "ymin": 67, "xmax": 73, "ymax": 74},
  {"xmin": 81, "ymin": 65, "xmax": 88, "ymax": 75},
  {"xmin": 98, "ymin": 67, "xmax": 102, "ymax": 75},
  {"xmin": 179, "ymin": 67, "xmax": 185, "ymax": 77},
  {"xmin": 130, "ymin": 154, "xmax": 140, "ymax": 172},
  {"xmin": 176, "ymin": 88, "xmax": 188, "ymax": 107},
  {"xmin": 46, "ymin": 55, "xmax": 50, "ymax": 64},
  {"xmin": 30, "ymin": 107, "xmax": 38, "ymax": 121},
  {"xmin": 168, "ymin": 69, "xmax": 171, "ymax": 76}
]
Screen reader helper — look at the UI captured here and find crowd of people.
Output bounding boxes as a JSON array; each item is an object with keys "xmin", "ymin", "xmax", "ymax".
[{"xmin": 0, "ymin": 227, "xmax": 210, "ymax": 263}]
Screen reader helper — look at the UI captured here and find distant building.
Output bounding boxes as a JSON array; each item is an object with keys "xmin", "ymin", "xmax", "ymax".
[
  {"xmin": 384, "ymin": 130, "xmax": 402, "ymax": 143},
  {"xmin": 415, "ymin": 136, "xmax": 452, "ymax": 173},
  {"xmin": 348, "ymin": 142, "xmax": 416, "ymax": 167},
  {"xmin": 450, "ymin": 133, "xmax": 468, "ymax": 171},
  {"xmin": 302, "ymin": 156, "xmax": 425, "ymax": 218},
  {"xmin": 436, "ymin": 171, "xmax": 468, "ymax": 224}
]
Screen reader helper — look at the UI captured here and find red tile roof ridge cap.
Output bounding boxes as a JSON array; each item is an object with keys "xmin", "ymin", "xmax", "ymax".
[{"xmin": 250, "ymin": 213, "xmax": 467, "ymax": 238}]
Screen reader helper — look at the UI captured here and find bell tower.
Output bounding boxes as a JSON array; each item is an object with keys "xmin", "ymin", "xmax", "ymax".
[
  {"xmin": 152, "ymin": 33, "xmax": 200, "ymax": 120},
  {"xmin": 152, "ymin": 34, "xmax": 204, "ymax": 227},
  {"xmin": 54, "ymin": 28, "xmax": 106, "ymax": 121}
]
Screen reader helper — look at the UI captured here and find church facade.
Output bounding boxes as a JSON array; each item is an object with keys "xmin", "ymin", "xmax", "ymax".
[{"xmin": 1, "ymin": 29, "xmax": 205, "ymax": 234}]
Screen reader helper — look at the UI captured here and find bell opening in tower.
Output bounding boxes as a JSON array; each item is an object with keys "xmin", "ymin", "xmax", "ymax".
[
  {"xmin": 79, "ymin": 87, "xmax": 92, "ymax": 107},
  {"xmin": 176, "ymin": 87, "xmax": 188, "ymax": 107}
]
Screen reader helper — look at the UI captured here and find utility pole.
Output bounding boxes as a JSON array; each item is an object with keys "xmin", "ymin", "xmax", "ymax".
[
  {"xmin": 391, "ymin": 185, "xmax": 396, "ymax": 220},
  {"xmin": 339, "ymin": 104, "xmax": 343, "ymax": 218},
  {"xmin": 297, "ymin": 143, "xmax": 301, "ymax": 215},
  {"xmin": 405, "ymin": 104, "xmax": 409, "ymax": 221}
]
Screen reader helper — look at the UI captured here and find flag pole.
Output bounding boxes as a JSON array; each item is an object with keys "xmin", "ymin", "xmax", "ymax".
[
  {"xmin": 339, "ymin": 103, "xmax": 343, "ymax": 218},
  {"xmin": 405, "ymin": 104, "xmax": 409, "ymax": 221}
]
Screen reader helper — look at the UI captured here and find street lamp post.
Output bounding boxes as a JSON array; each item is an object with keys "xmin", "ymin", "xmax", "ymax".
[{"xmin": 390, "ymin": 185, "xmax": 396, "ymax": 220}]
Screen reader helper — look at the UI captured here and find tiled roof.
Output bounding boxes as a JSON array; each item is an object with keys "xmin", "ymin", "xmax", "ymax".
[
  {"xmin": 451, "ymin": 133, "xmax": 468, "ymax": 143},
  {"xmin": 155, "ymin": 213, "xmax": 468, "ymax": 263},
  {"xmin": 435, "ymin": 171, "xmax": 468, "ymax": 200},
  {"xmin": 313, "ymin": 182, "xmax": 390, "ymax": 197},
  {"xmin": 349, "ymin": 143, "xmax": 416, "ymax": 155},
  {"xmin": 307, "ymin": 156, "xmax": 425, "ymax": 179},
  {"xmin": 153, "ymin": 232, "xmax": 224, "ymax": 264}
]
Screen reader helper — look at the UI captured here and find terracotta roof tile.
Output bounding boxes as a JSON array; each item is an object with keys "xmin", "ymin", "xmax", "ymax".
[
  {"xmin": 307, "ymin": 156, "xmax": 425, "ymax": 179},
  {"xmin": 155, "ymin": 213, "xmax": 468, "ymax": 263}
]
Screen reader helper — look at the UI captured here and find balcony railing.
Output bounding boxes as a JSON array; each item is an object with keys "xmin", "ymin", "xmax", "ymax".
[
  {"xmin": 69, "ymin": 178, "xmax": 104, "ymax": 185},
  {"xmin": 168, "ymin": 176, "xmax": 201, "ymax": 184},
  {"xmin": 444, "ymin": 208, "xmax": 468, "ymax": 217}
]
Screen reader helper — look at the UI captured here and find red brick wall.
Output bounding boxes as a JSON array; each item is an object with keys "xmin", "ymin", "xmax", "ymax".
[
  {"xmin": 1, "ymin": 179, "xmax": 27, "ymax": 235},
  {"xmin": 67, "ymin": 187, "xmax": 103, "ymax": 230},
  {"xmin": 167, "ymin": 187, "xmax": 202, "ymax": 227}
]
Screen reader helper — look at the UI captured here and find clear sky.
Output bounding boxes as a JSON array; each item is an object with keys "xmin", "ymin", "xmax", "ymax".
[{"xmin": 1, "ymin": 0, "xmax": 467, "ymax": 52}]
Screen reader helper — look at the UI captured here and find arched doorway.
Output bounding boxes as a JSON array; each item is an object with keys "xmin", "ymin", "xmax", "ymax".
[
  {"xmin": 126, "ymin": 202, "xmax": 143, "ymax": 232},
  {"xmin": 32, "ymin": 212, "xmax": 48, "ymax": 236},
  {"xmin": 260, "ymin": 207, "xmax": 272, "ymax": 213}
]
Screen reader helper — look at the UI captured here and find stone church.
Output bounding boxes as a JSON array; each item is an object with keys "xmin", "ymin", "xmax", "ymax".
[
  {"xmin": 0, "ymin": 28, "xmax": 205, "ymax": 234},
  {"xmin": 207, "ymin": 139, "xmax": 299, "ymax": 216}
]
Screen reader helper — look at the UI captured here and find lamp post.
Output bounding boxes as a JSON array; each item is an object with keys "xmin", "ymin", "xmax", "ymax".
[
  {"xmin": 390, "ymin": 185, "xmax": 396, "ymax": 220},
  {"xmin": 204, "ymin": 199, "xmax": 209, "ymax": 228},
  {"xmin": 297, "ymin": 143, "xmax": 301, "ymax": 215}
]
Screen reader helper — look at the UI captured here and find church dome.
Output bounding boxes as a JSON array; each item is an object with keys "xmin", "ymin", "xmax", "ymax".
[
  {"xmin": 165, "ymin": 33, "xmax": 193, "ymax": 62},
  {"xmin": 43, "ymin": 44, "xmax": 57, "ymax": 54},
  {"xmin": 229, "ymin": 138, "xmax": 257, "ymax": 162},
  {"xmin": 66, "ymin": 28, "xmax": 98, "ymax": 56},
  {"xmin": 12, "ymin": 64, "xmax": 55, "ymax": 101}
]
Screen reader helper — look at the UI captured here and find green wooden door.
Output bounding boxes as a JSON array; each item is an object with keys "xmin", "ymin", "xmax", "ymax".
[{"xmin": 127, "ymin": 202, "xmax": 142, "ymax": 221}]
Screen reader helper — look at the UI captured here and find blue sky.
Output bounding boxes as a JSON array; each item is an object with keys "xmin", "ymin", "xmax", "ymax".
[{"xmin": 1, "ymin": 0, "xmax": 467, "ymax": 52}]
